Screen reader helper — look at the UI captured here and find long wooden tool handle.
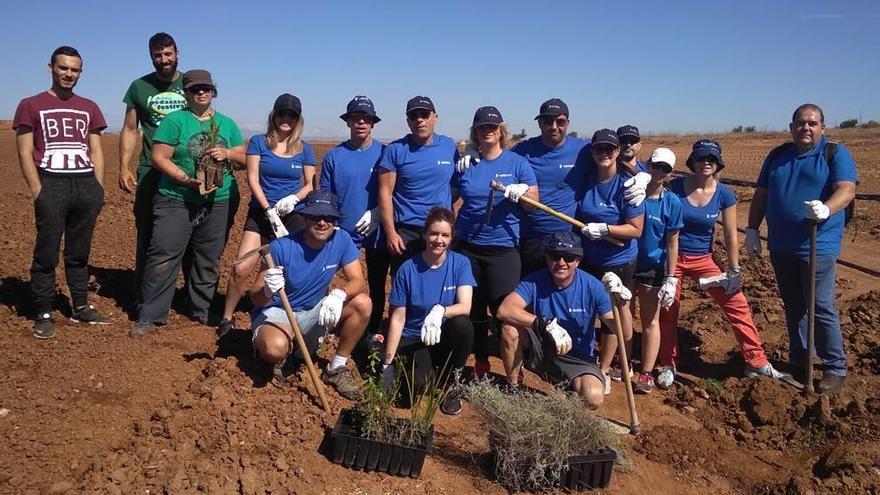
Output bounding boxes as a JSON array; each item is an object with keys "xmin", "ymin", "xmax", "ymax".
[
  {"xmin": 265, "ymin": 253, "xmax": 333, "ymax": 416},
  {"xmin": 612, "ymin": 304, "xmax": 640, "ymax": 434},
  {"xmin": 489, "ymin": 181, "xmax": 625, "ymax": 247},
  {"xmin": 805, "ymin": 222, "xmax": 817, "ymax": 394}
]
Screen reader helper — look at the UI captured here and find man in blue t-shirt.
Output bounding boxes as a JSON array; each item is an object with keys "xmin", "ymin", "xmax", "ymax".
[
  {"xmin": 320, "ymin": 96, "xmax": 388, "ymax": 335},
  {"xmin": 249, "ymin": 191, "xmax": 372, "ymax": 400},
  {"xmin": 497, "ymin": 231, "xmax": 615, "ymax": 409},
  {"xmin": 616, "ymin": 125, "xmax": 649, "ymax": 177},
  {"xmin": 378, "ymin": 95, "xmax": 459, "ymax": 274},
  {"xmin": 746, "ymin": 103, "xmax": 857, "ymax": 395}
]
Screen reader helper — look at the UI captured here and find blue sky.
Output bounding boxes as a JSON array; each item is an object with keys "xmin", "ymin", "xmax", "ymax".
[{"xmin": 2, "ymin": 0, "xmax": 878, "ymax": 141}]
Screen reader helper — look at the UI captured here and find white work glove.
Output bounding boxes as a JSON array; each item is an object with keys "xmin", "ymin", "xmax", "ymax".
[
  {"xmin": 580, "ymin": 222, "xmax": 610, "ymax": 240},
  {"xmin": 318, "ymin": 288, "xmax": 347, "ymax": 329},
  {"xmin": 623, "ymin": 172, "xmax": 651, "ymax": 207},
  {"xmin": 503, "ymin": 183, "xmax": 530, "ymax": 203},
  {"xmin": 262, "ymin": 267, "xmax": 285, "ymax": 298},
  {"xmin": 698, "ymin": 274, "xmax": 725, "ymax": 291},
  {"xmin": 744, "ymin": 228, "xmax": 762, "ymax": 258},
  {"xmin": 456, "ymin": 146, "xmax": 480, "ymax": 173},
  {"xmin": 354, "ymin": 207, "xmax": 379, "ymax": 236},
  {"xmin": 723, "ymin": 267, "xmax": 742, "ymax": 295},
  {"xmin": 265, "ymin": 207, "xmax": 289, "ymax": 238},
  {"xmin": 658, "ymin": 276, "xmax": 678, "ymax": 309},
  {"xmin": 274, "ymin": 194, "xmax": 300, "ymax": 216},
  {"xmin": 420, "ymin": 304, "xmax": 445, "ymax": 346},
  {"xmin": 601, "ymin": 272, "xmax": 632, "ymax": 302},
  {"xmin": 804, "ymin": 200, "xmax": 830, "ymax": 221},
  {"xmin": 544, "ymin": 318, "xmax": 572, "ymax": 356}
]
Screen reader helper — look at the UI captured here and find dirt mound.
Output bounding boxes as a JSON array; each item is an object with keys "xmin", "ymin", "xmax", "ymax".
[{"xmin": 841, "ymin": 290, "xmax": 880, "ymax": 374}]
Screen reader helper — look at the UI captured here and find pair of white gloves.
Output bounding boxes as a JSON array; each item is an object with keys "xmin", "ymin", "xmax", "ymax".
[
  {"xmin": 745, "ymin": 200, "xmax": 829, "ymax": 257},
  {"xmin": 263, "ymin": 267, "xmax": 347, "ymax": 328},
  {"xmin": 420, "ymin": 304, "xmax": 446, "ymax": 346},
  {"xmin": 578, "ymin": 172, "xmax": 652, "ymax": 240}
]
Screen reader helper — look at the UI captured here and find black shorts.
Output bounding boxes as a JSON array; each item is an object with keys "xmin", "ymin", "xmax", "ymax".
[
  {"xmin": 243, "ymin": 205, "xmax": 304, "ymax": 239},
  {"xmin": 580, "ymin": 258, "xmax": 636, "ymax": 334},
  {"xmin": 528, "ymin": 352, "xmax": 605, "ymax": 389},
  {"xmin": 519, "ymin": 236, "xmax": 549, "ymax": 278},
  {"xmin": 634, "ymin": 266, "xmax": 666, "ymax": 288}
]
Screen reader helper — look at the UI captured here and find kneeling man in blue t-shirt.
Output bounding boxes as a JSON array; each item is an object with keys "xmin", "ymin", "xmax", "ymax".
[
  {"xmin": 249, "ymin": 191, "xmax": 371, "ymax": 400},
  {"xmin": 497, "ymin": 231, "xmax": 616, "ymax": 409}
]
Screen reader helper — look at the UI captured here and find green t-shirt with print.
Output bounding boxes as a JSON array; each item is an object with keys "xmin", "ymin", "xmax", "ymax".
[
  {"xmin": 122, "ymin": 72, "xmax": 187, "ymax": 179},
  {"xmin": 153, "ymin": 109, "xmax": 243, "ymax": 203}
]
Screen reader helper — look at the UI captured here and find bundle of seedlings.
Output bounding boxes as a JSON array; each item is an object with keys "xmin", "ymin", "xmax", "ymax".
[
  {"xmin": 196, "ymin": 115, "xmax": 228, "ymax": 195},
  {"xmin": 463, "ymin": 380, "xmax": 622, "ymax": 492}
]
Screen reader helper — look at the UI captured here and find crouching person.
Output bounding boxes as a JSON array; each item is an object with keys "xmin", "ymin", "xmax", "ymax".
[
  {"xmin": 497, "ymin": 231, "xmax": 615, "ymax": 409},
  {"xmin": 381, "ymin": 207, "xmax": 475, "ymax": 416},
  {"xmin": 249, "ymin": 191, "xmax": 370, "ymax": 400}
]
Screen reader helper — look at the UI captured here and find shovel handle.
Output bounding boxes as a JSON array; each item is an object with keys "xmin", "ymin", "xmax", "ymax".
[
  {"xmin": 489, "ymin": 180, "xmax": 624, "ymax": 247},
  {"xmin": 805, "ymin": 221, "xmax": 818, "ymax": 393},
  {"xmin": 612, "ymin": 304, "xmax": 641, "ymax": 434}
]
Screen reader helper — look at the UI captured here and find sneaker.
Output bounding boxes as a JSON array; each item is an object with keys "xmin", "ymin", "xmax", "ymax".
[
  {"xmin": 499, "ymin": 379, "xmax": 520, "ymax": 395},
  {"xmin": 440, "ymin": 390, "xmax": 463, "ymax": 416},
  {"xmin": 216, "ymin": 318, "xmax": 235, "ymax": 340},
  {"xmin": 71, "ymin": 304, "xmax": 111, "ymax": 325},
  {"xmin": 634, "ymin": 373, "xmax": 655, "ymax": 395},
  {"xmin": 656, "ymin": 367, "xmax": 676, "ymax": 390},
  {"xmin": 473, "ymin": 360, "xmax": 490, "ymax": 380},
  {"xmin": 33, "ymin": 313, "xmax": 55, "ymax": 339},
  {"xmin": 609, "ymin": 365, "xmax": 634, "ymax": 382},
  {"xmin": 603, "ymin": 372, "xmax": 611, "ymax": 396},
  {"xmin": 818, "ymin": 374, "xmax": 845, "ymax": 395},
  {"xmin": 130, "ymin": 321, "xmax": 156, "ymax": 338},
  {"xmin": 744, "ymin": 362, "xmax": 789, "ymax": 380},
  {"xmin": 323, "ymin": 365, "xmax": 361, "ymax": 400}
]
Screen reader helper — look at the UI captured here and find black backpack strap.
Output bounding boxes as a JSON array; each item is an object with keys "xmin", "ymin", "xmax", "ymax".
[{"xmin": 824, "ymin": 141, "xmax": 854, "ymax": 227}]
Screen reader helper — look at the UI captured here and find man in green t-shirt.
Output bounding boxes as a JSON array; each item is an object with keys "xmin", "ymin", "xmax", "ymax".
[{"xmin": 119, "ymin": 32, "xmax": 187, "ymax": 305}]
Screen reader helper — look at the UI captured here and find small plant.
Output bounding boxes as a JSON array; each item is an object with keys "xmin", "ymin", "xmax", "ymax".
[
  {"xmin": 700, "ymin": 377, "xmax": 724, "ymax": 394},
  {"xmin": 839, "ymin": 118, "xmax": 858, "ymax": 129},
  {"xmin": 798, "ymin": 419, "xmax": 825, "ymax": 452},
  {"xmin": 353, "ymin": 350, "xmax": 400, "ymax": 442},
  {"xmin": 400, "ymin": 354, "xmax": 454, "ymax": 447}
]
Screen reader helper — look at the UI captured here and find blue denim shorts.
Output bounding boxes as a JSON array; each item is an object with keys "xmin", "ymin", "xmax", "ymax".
[{"xmin": 251, "ymin": 303, "xmax": 325, "ymax": 350}]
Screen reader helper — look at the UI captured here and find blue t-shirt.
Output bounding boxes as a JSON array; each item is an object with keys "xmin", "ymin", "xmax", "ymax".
[
  {"xmin": 320, "ymin": 139, "xmax": 384, "ymax": 248},
  {"xmin": 619, "ymin": 161, "xmax": 648, "ymax": 178},
  {"xmin": 513, "ymin": 269, "xmax": 612, "ymax": 361},
  {"xmin": 378, "ymin": 133, "xmax": 458, "ymax": 227},
  {"xmin": 255, "ymin": 229, "xmax": 360, "ymax": 313},
  {"xmin": 670, "ymin": 178, "xmax": 737, "ymax": 255},
  {"xmin": 511, "ymin": 136, "xmax": 591, "ymax": 238},
  {"xmin": 453, "ymin": 150, "xmax": 538, "ymax": 247},
  {"xmin": 757, "ymin": 136, "xmax": 858, "ymax": 256},
  {"xmin": 637, "ymin": 190, "xmax": 684, "ymax": 271},
  {"xmin": 389, "ymin": 251, "xmax": 477, "ymax": 339},
  {"xmin": 247, "ymin": 134, "xmax": 316, "ymax": 208},
  {"xmin": 575, "ymin": 171, "xmax": 644, "ymax": 267}
]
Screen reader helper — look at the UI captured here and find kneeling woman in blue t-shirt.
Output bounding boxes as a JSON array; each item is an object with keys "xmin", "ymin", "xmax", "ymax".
[{"xmin": 383, "ymin": 206, "xmax": 476, "ymax": 416}]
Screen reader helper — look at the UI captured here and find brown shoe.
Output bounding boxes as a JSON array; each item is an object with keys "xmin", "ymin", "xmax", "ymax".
[
  {"xmin": 817, "ymin": 374, "xmax": 845, "ymax": 395},
  {"xmin": 323, "ymin": 365, "xmax": 361, "ymax": 400}
]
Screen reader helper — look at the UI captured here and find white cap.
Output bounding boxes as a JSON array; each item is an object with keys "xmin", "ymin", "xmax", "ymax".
[{"xmin": 650, "ymin": 147, "xmax": 676, "ymax": 168}]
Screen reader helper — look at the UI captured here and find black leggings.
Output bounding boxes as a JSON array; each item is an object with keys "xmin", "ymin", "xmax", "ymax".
[
  {"xmin": 396, "ymin": 315, "xmax": 474, "ymax": 397},
  {"xmin": 456, "ymin": 242, "xmax": 521, "ymax": 361}
]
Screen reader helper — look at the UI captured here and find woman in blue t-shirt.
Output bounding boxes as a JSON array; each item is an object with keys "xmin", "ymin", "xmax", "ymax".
[
  {"xmin": 632, "ymin": 148, "xmax": 683, "ymax": 394},
  {"xmin": 658, "ymin": 139, "xmax": 785, "ymax": 389},
  {"xmin": 451, "ymin": 106, "xmax": 538, "ymax": 379},
  {"xmin": 384, "ymin": 206, "xmax": 476, "ymax": 415},
  {"xmin": 574, "ymin": 128, "xmax": 644, "ymax": 386},
  {"xmin": 219, "ymin": 94, "xmax": 316, "ymax": 336}
]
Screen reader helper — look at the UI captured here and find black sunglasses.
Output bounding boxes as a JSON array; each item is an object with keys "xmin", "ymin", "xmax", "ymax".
[
  {"xmin": 186, "ymin": 85, "xmax": 214, "ymax": 94},
  {"xmin": 539, "ymin": 116, "xmax": 568, "ymax": 127},
  {"xmin": 592, "ymin": 144, "xmax": 617, "ymax": 154},
  {"xmin": 304, "ymin": 214, "xmax": 337, "ymax": 223},
  {"xmin": 548, "ymin": 252, "xmax": 579, "ymax": 263},
  {"xmin": 276, "ymin": 109, "xmax": 300, "ymax": 120},
  {"xmin": 407, "ymin": 110, "xmax": 432, "ymax": 120}
]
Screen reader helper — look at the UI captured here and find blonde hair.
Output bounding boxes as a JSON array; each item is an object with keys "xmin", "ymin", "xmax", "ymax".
[
  {"xmin": 469, "ymin": 123, "xmax": 511, "ymax": 150},
  {"xmin": 266, "ymin": 111, "xmax": 304, "ymax": 156}
]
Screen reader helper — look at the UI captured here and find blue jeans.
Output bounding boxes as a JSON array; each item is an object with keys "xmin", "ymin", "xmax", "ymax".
[{"xmin": 770, "ymin": 252, "xmax": 846, "ymax": 376}]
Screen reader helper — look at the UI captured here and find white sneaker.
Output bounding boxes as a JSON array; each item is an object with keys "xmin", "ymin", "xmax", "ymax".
[
  {"xmin": 744, "ymin": 362, "xmax": 787, "ymax": 380},
  {"xmin": 603, "ymin": 372, "xmax": 611, "ymax": 396},
  {"xmin": 656, "ymin": 367, "xmax": 676, "ymax": 390}
]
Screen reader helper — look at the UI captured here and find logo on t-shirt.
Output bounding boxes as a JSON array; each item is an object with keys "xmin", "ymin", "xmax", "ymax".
[
  {"xmin": 322, "ymin": 264, "xmax": 338, "ymax": 272},
  {"xmin": 568, "ymin": 307, "xmax": 586, "ymax": 313},
  {"xmin": 437, "ymin": 160, "xmax": 451, "ymax": 165},
  {"xmin": 558, "ymin": 163, "xmax": 574, "ymax": 169},
  {"xmin": 706, "ymin": 213, "xmax": 719, "ymax": 219},
  {"xmin": 442, "ymin": 286, "xmax": 456, "ymax": 292},
  {"xmin": 38, "ymin": 108, "xmax": 93, "ymax": 172},
  {"xmin": 648, "ymin": 214, "xmax": 663, "ymax": 223},
  {"xmin": 147, "ymin": 91, "xmax": 186, "ymax": 126},
  {"xmin": 495, "ymin": 173, "xmax": 513, "ymax": 178}
]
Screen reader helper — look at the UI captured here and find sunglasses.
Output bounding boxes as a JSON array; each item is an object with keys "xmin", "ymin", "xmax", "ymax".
[
  {"xmin": 407, "ymin": 110, "xmax": 432, "ymax": 120},
  {"xmin": 276, "ymin": 110, "xmax": 300, "ymax": 120},
  {"xmin": 694, "ymin": 156, "xmax": 718, "ymax": 164},
  {"xmin": 592, "ymin": 144, "xmax": 618, "ymax": 154},
  {"xmin": 539, "ymin": 116, "xmax": 569, "ymax": 128},
  {"xmin": 186, "ymin": 85, "xmax": 214, "ymax": 94},
  {"xmin": 651, "ymin": 162, "xmax": 673, "ymax": 172},
  {"xmin": 548, "ymin": 252, "xmax": 579, "ymax": 263},
  {"xmin": 304, "ymin": 214, "xmax": 337, "ymax": 223}
]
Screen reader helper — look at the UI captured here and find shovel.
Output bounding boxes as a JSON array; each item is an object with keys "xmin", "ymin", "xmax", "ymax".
[{"xmin": 805, "ymin": 221, "xmax": 818, "ymax": 393}]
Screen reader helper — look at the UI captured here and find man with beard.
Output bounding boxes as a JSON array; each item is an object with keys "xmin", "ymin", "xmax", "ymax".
[
  {"xmin": 14, "ymin": 46, "xmax": 110, "ymax": 339},
  {"xmin": 616, "ymin": 125, "xmax": 648, "ymax": 177},
  {"xmin": 119, "ymin": 33, "xmax": 187, "ymax": 304}
]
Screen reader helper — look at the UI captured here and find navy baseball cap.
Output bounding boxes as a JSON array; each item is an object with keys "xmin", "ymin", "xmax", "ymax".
[
  {"xmin": 591, "ymin": 128, "xmax": 619, "ymax": 148},
  {"xmin": 293, "ymin": 191, "xmax": 343, "ymax": 219},
  {"xmin": 617, "ymin": 125, "xmax": 640, "ymax": 141},
  {"xmin": 535, "ymin": 98, "xmax": 569, "ymax": 120},
  {"xmin": 406, "ymin": 96, "xmax": 435, "ymax": 114},
  {"xmin": 472, "ymin": 106, "xmax": 504, "ymax": 127},
  {"xmin": 545, "ymin": 231, "xmax": 583, "ymax": 256},
  {"xmin": 686, "ymin": 139, "xmax": 725, "ymax": 170},
  {"xmin": 273, "ymin": 93, "xmax": 302, "ymax": 116},
  {"xmin": 340, "ymin": 95, "xmax": 380, "ymax": 123}
]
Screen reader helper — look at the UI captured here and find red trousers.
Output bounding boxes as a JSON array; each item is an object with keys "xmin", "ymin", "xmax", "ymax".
[{"xmin": 658, "ymin": 253, "xmax": 768, "ymax": 369}]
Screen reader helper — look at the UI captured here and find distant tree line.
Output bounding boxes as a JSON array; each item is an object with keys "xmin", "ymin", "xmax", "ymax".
[
  {"xmin": 839, "ymin": 118, "xmax": 879, "ymax": 129},
  {"xmin": 731, "ymin": 125, "xmax": 757, "ymax": 133}
]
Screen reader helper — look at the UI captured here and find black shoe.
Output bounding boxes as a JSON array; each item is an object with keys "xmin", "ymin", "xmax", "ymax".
[
  {"xmin": 498, "ymin": 379, "xmax": 520, "ymax": 395},
  {"xmin": 216, "ymin": 318, "xmax": 235, "ymax": 340},
  {"xmin": 33, "ymin": 313, "xmax": 55, "ymax": 340},
  {"xmin": 130, "ymin": 321, "xmax": 156, "ymax": 338},
  {"xmin": 818, "ymin": 374, "xmax": 845, "ymax": 395},
  {"xmin": 440, "ymin": 390, "xmax": 463, "ymax": 416},
  {"xmin": 71, "ymin": 304, "xmax": 111, "ymax": 325}
]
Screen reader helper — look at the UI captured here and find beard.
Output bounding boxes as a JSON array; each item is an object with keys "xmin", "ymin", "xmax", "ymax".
[{"xmin": 153, "ymin": 60, "xmax": 178, "ymax": 78}]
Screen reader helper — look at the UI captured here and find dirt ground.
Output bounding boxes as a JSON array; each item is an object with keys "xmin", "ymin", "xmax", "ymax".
[{"xmin": 1, "ymin": 125, "xmax": 879, "ymax": 495}]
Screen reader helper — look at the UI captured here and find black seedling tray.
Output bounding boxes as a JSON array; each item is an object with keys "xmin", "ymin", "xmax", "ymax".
[{"xmin": 561, "ymin": 448, "xmax": 617, "ymax": 490}]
